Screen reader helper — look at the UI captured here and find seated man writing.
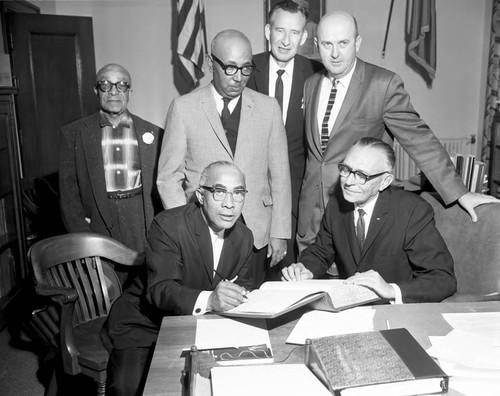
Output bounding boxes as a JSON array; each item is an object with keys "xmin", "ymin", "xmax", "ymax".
[
  {"xmin": 282, "ymin": 137, "xmax": 457, "ymax": 303},
  {"xmin": 105, "ymin": 161, "xmax": 255, "ymax": 396}
]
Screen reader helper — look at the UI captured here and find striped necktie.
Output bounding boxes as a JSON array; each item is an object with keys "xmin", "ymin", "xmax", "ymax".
[{"xmin": 321, "ymin": 79, "xmax": 338, "ymax": 153}]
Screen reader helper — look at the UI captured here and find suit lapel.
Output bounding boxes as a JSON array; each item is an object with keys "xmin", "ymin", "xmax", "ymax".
[
  {"xmin": 288, "ymin": 57, "xmax": 305, "ymax": 125},
  {"xmin": 234, "ymin": 89, "xmax": 254, "ymax": 159},
  {"xmin": 331, "ymin": 60, "xmax": 364, "ymax": 135},
  {"xmin": 200, "ymin": 85, "xmax": 234, "ymax": 158},
  {"xmin": 253, "ymin": 55, "xmax": 270, "ymax": 95},
  {"xmin": 193, "ymin": 208, "xmax": 215, "ymax": 284},
  {"xmin": 308, "ymin": 72, "xmax": 325, "ymax": 159},
  {"xmin": 343, "ymin": 207, "xmax": 362, "ymax": 264},
  {"xmin": 81, "ymin": 114, "xmax": 113, "ymax": 226},
  {"xmin": 360, "ymin": 190, "xmax": 389, "ymax": 261}
]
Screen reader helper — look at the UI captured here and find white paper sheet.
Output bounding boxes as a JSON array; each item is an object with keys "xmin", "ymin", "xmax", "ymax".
[{"xmin": 286, "ymin": 308, "xmax": 375, "ymax": 345}]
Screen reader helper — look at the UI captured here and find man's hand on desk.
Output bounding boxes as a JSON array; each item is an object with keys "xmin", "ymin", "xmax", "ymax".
[
  {"xmin": 281, "ymin": 262, "xmax": 313, "ymax": 282},
  {"xmin": 345, "ymin": 270, "xmax": 395, "ymax": 300},
  {"xmin": 458, "ymin": 191, "xmax": 500, "ymax": 222},
  {"xmin": 207, "ymin": 281, "xmax": 248, "ymax": 312}
]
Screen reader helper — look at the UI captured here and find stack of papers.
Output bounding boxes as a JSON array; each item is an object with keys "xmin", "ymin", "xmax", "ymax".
[{"xmin": 427, "ymin": 312, "xmax": 500, "ymax": 396}]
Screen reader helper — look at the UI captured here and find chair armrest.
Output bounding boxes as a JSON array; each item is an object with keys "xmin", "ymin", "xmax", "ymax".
[{"xmin": 36, "ymin": 285, "xmax": 78, "ymax": 304}]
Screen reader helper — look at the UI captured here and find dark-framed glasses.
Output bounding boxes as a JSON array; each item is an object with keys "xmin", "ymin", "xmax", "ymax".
[
  {"xmin": 95, "ymin": 80, "xmax": 131, "ymax": 93},
  {"xmin": 201, "ymin": 186, "xmax": 248, "ymax": 202},
  {"xmin": 338, "ymin": 163, "xmax": 389, "ymax": 185},
  {"xmin": 211, "ymin": 54, "xmax": 255, "ymax": 76}
]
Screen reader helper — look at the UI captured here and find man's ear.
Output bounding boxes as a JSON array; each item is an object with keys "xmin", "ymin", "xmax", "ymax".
[
  {"xmin": 379, "ymin": 173, "xmax": 394, "ymax": 192},
  {"xmin": 94, "ymin": 86, "xmax": 98, "ymax": 96},
  {"xmin": 195, "ymin": 188, "xmax": 204, "ymax": 204},
  {"xmin": 299, "ymin": 28, "xmax": 308, "ymax": 47},
  {"xmin": 206, "ymin": 54, "xmax": 213, "ymax": 73},
  {"xmin": 355, "ymin": 34, "xmax": 362, "ymax": 53},
  {"xmin": 264, "ymin": 23, "xmax": 271, "ymax": 42}
]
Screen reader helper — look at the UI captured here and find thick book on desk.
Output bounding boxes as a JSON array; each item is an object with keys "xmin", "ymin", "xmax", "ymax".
[
  {"xmin": 220, "ymin": 280, "xmax": 380, "ymax": 319},
  {"xmin": 308, "ymin": 328, "xmax": 449, "ymax": 396}
]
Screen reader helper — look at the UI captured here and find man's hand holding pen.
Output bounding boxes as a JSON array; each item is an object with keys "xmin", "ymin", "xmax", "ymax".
[{"xmin": 208, "ymin": 270, "xmax": 249, "ymax": 312}]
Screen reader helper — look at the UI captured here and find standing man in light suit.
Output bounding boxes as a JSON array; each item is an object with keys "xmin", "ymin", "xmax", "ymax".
[
  {"xmin": 297, "ymin": 11, "xmax": 499, "ymax": 254},
  {"xmin": 157, "ymin": 30, "xmax": 291, "ymax": 286},
  {"xmin": 247, "ymin": 0, "xmax": 323, "ymax": 267}
]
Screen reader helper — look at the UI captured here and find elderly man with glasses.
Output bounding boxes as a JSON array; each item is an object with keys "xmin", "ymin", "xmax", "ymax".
[
  {"xmin": 59, "ymin": 63, "xmax": 163, "ymax": 287},
  {"xmin": 105, "ymin": 161, "xmax": 256, "ymax": 396},
  {"xmin": 157, "ymin": 29, "xmax": 291, "ymax": 287},
  {"xmin": 282, "ymin": 137, "xmax": 457, "ymax": 304}
]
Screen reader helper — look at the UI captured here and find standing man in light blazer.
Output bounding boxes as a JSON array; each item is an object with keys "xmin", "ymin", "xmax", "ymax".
[
  {"xmin": 297, "ymin": 11, "xmax": 499, "ymax": 254},
  {"xmin": 246, "ymin": 0, "xmax": 323, "ymax": 267},
  {"xmin": 59, "ymin": 63, "xmax": 163, "ymax": 286},
  {"xmin": 157, "ymin": 30, "xmax": 291, "ymax": 286}
]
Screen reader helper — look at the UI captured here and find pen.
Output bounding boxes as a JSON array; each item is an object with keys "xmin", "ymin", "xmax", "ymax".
[{"xmin": 213, "ymin": 269, "xmax": 248, "ymax": 299}]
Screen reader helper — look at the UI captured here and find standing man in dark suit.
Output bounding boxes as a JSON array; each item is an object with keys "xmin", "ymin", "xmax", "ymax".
[
  {"xmin": 105, "ymin": 161, "xmax": 255, "ymax": 396},
  {"xmin": 247, "ymin": 0, "xmax": 323, "ymax": 268},
  {"xmin": 297, "ymin": 11, "xmax": 498, "ymax": 254},
  {"xmin": 283, "ymin": 138, "xmax": 457, "ymax": 303},
  {"xmin": 59, "ymin": 63, "xmax": 163, "ymax": 286}
]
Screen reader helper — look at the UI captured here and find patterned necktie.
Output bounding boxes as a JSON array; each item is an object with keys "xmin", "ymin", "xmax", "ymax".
[
  {"xmin": 221, "ymin": 97, "xmax": 231, "ymax": 127},
  {"xmin": 275, "ymin": 69, "xmax": 285, "ymax": 113},
  {"xmin": 356, "ymin": 208, "xmax": 366, "ymax": 249},
  {"xmin": 321, "ymin": 79, "xmax": 338, "ymax": 153}
]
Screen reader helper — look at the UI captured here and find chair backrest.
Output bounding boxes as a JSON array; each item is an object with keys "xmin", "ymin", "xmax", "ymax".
[
  {"xmin": 421, "ymin": 192, "xmax": 500, "ymax": 296},
  {"xmin": 29, "ymin": 232, "xmax": 141, "ymax": 325}
]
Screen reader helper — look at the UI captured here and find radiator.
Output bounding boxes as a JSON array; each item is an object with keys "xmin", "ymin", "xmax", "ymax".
[{"xmin": 393, "ymin": 136, "xmax": 476, "ymax": 181}]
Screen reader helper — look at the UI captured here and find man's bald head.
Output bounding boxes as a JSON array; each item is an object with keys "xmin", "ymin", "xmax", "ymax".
[
  {"xmin": 96, "ymin": 63, "xmax": 131, "ymax": 85},
  {"xmin": 211, "ymin": 30, "xmax": 252, "ymax": 58}
]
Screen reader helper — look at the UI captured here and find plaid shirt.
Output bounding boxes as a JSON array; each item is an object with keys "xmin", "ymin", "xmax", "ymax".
[{"xmin": 100, "ymin": 111, "xmax": 141, "ymax": 192}]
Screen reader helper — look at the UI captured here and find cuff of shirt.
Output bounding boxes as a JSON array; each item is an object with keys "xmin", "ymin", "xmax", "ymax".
[
  {"xmin": 192, "ymin": 290, "xmax": 212, "ymax": 315},
  {"xmin": 389, "ymin": 283, "xmax": 403, "ymax": 304}
]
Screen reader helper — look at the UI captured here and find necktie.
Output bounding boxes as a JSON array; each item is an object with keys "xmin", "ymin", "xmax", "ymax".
[
  {"xmin": 275, "ymin": 69, "xmax": 285, "ymax": 113},
  {"xmin": 356, "ymin": 208, "xmax": 366, "ymax": 249},
  {"xmin": 221, "ymin": 97, "xmax": 231, "ymax": 127},
  {"xmin": 321, "ymin": 79, "xmax": 338, "ymax": 153}
]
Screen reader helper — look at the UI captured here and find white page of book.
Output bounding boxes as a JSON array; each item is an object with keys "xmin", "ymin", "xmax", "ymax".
[
  {"xmin": 286, "ymin": 308, "xmax": 375, "ymax": 345},
  {"xmin": 226, "ymin": 289, "xmax": 320, "ymax": 314},
  {"xmin": 211, "ymin": 364, "xmax": 331, "ymax": 396},
  {"xmin": 260, "ymin": 279, "xmax": 379, "ymax": 308},
  {"xmin": 194, "ymin": 317, "xmax": 271, "ymax": 350}
]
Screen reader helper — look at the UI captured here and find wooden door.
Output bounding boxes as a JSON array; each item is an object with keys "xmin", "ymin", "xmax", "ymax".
[{"xmin": 8, "ymin": 13, "xmax": 98, "ymax": 178}]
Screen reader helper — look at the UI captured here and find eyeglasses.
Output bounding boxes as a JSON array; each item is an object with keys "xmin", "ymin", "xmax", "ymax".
[
  {"xmin": 201, "ymin": 186, "xmax": 248, "ymax": 202},
  {"xmin": 95, "ymin": 80, "xmax": 131, "ymax": 93},
  {"xmin": 211, "ymin": 54, "xmax": 255, "ymax": 76},
  {"xmin": 338, "ymin": 163, "xmax": 389, "ymax": 185}
]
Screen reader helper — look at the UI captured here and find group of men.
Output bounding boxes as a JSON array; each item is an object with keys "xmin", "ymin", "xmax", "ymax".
[{"xmin": 58, "ymin": 2, "xmax": 497, "ymax": 395}]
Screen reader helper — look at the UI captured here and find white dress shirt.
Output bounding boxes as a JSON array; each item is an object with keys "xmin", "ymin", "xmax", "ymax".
[
  {"xmin": 268, "ymin": 55, "xmax": 294, "ymax": 125},
  {"xmin": 211, "ymin": 84, "xmax": 239, "ymax": 116},
  {"xmin": 316, "ymin": 59, "xmax": 357, "ymax": 137},
  {"xmin": 192, "ymin": 225, "xmax": 225, "ymax": 315}
]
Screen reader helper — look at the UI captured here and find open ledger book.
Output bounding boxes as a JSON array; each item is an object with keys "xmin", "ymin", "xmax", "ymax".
[{"xmin": 220, "ymin": 280, "xmax": 380, "ymax": 319}]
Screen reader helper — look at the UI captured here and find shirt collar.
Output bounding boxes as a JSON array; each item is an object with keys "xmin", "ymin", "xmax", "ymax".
[
  {"xmin": 355, "ymin": 191, "xmax": 379, "ymax": 218},
  {"xmin": 269, "ymin": 53, "xmax": 295, "ymax": 77},
  {"xmin": 324, "ymin": 58, "xmax": 357, "ymax": 88},
  {"xmin": 211, "ymin": 83, "xmax": 240, "ymax": 104},
  {"xmin": 99, "ymin": 110, "xmax": 132, "ymax": 128}
]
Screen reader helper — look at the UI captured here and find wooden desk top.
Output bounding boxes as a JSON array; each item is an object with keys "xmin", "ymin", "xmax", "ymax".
[{"xmin": 143, "ymin": 301, "xmax": 500, "ymax": 396}]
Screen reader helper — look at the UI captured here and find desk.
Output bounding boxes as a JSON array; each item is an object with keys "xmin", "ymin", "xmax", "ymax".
[{"xmin": 143, "ymin": 301, "xmax": 500, "ymax": 395}]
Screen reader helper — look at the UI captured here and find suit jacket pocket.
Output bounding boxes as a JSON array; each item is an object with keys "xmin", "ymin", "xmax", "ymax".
[
  {"xmin": 350, "ymin": 117, "xmax": 384, "ymax": 127},
  {"xmin": 262, "ymin": 195, "xmax": 273, "ymax": 207}
]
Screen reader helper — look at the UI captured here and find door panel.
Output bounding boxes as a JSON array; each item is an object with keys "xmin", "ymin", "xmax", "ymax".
[{"xmin": 9, "ymin": 13, "xmax": 98, "ymax": 178}]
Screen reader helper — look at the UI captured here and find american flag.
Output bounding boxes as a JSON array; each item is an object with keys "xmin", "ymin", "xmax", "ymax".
[{"xmin": 175, "ymin": 0, "xmax": 207, "ymax": 94}]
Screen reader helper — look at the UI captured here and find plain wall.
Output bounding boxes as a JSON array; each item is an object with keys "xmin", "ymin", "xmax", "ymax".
[{"xmin": 5, "ymin": 0, "xmax": 492, "ymax": 154}]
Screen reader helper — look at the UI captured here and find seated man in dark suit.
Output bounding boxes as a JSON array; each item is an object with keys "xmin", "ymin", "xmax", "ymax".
[
  {"xmin": 105, "ymin": 161, "xmax": 255, "ymax": 396},
  {"xmin": 282, "ymin": 137, "xmax": 457, "ymax": 303}
]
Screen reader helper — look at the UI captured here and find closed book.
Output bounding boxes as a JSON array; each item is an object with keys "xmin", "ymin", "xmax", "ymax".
[
  {"xmin": 220, "ymin": 280, "xmax": 380, "ymax": 319},
  {"xmin": 308, "ymin": 328, "xmax": 449, "ymax": 396}
]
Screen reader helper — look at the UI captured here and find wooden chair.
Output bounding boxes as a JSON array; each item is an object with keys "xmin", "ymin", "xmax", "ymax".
[
  {"xmin": 420, "ymin": 192, "xmax": 500, "ymax": 302},
  {"xmin": 28, "ymin": 232, "xmax": 143, "ymax": 395}
]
